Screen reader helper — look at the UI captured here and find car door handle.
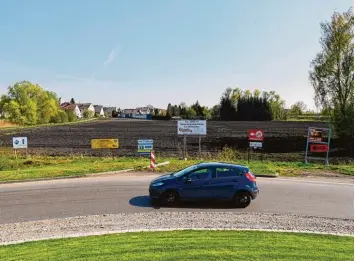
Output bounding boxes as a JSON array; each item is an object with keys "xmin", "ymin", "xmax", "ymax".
[
  {"xmin": 232, "ymin": 179, "xmax": 238, "ymax": 182},
  {"xmin": 204, "ymin": 182, "xmax": 211, "ymax": 185}
]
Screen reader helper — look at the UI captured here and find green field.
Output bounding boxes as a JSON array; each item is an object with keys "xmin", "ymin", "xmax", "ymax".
[
  {"xmin": 0, "ymin": 230, "xmax": 353, "ymax": 261},
  {"xmin": 0, "ymin": 153, "xmax": 352, "ymax": 182}
]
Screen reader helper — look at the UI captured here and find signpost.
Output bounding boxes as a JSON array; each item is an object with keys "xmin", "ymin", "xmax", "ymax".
[
  {"xmin": 177, "ymin": 120, "xmax": 207, "ymax": 159},
  {"xmin": 305, "ymin": 127, "xmax": 331, "ymax": 165},
  {"xmin": 91, "ymin": 139, "xmax": 119, "ymax": 149},
  {"xmin": 13, "ymin": 137, "xmax": 28, "ymax": 158},
  {"xmin": 248, "ymin": 129, "xmax": 264, "ymax": 163},
  {"xmin": 138, "ymin": 139, "xmax": 153, "ymax": 155},
  {"xmin": 13, "ymin": 137, "xmax": 28, "ymax": 149}
]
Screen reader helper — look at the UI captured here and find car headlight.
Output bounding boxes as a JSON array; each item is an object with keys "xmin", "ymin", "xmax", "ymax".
[{"xmin": 151, "ymin": 182, "xmax": 164, "ymax": 187}]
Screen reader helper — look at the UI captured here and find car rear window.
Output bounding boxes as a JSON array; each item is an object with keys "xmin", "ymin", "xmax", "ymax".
[{"xmin": 216, "ymin": 167, "xmax": 243, "ymax": 178}]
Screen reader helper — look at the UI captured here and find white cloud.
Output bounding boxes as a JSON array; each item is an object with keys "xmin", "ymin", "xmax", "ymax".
[{"xmin": 103, "ymin": 46, "xmax": 119, "ymax": 67}]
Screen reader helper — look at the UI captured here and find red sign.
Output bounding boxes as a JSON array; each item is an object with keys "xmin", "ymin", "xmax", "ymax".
[
  {"xmin": 310, "ymin": 144, "xmax": 329, "ymax": 152},
  {"xmin": 248, "ymin": 129, "xmax": 264, "ymax": 141}
]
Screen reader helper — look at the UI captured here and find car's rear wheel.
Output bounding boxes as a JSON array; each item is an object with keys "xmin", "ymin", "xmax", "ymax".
[
  {"xmin": 233, "ymin": 192, "xmax": 251, "ymax": 208},
  {"xmin": 162, "ymin": 190, "xmax": 180, "ymax": 206}
]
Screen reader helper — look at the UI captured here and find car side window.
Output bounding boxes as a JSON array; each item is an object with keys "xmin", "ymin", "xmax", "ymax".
[
  {"xmin": 188, "ymin": 168, "xmax": 213, "ymax": 181},
  {"xmin": 216, "ymin": 167, "xmax": 243, "ymax": 178}
]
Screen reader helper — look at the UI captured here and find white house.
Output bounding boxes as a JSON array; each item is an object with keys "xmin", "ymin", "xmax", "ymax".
[
  {"xmin": 94, "ymin": 105, "xmax": 105, "ymax": 117},
  {"xmin": 77, "ymin": 103, "xmax": 95, "ymax": 117},
  {"xmin": 60, "ymin": 102, "xmax": 82, "ymax": 118}
]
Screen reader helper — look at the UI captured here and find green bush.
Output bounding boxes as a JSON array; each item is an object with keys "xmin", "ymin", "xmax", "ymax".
[
  {"xmin": 58, "ymin": 111, "xmax": 68, "ymax": 123},
  {"xmin": 66, "ymin": 110, "xmax": 77, "ymax": 122},
  {"xmin": 50, "ymin": 114, "xmax": 62, "ymax": 123}
]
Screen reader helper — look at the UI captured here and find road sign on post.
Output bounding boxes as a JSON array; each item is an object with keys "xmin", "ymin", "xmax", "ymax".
[
  {"xmin": 138, "ymin": 139, "xmax": 153, "ymax": 155},
  {"xmin": 13, "ymin": 137, "xmax": 28, "ymax": 149},
  {"xmin": 305, "ymin": 127, "xmax": 331, "ymax": 165},
  {"xmin": 248, "ymin": 129, "xmax": 264, "ymax": 162}
]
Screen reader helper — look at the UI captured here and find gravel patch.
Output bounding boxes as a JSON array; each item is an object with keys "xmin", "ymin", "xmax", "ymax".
[{"xmin": 0, "ymin": 212, "xmax": 353, "ymax": 245}]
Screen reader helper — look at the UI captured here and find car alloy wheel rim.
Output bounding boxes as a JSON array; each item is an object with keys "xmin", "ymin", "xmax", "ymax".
[
  {"xmin": 238, "ymin": 196, "xmax": 248, "ymax": 203},
  {"xmin": 166, "ymin": 192, "xmax": 175, "ymax": 202}
]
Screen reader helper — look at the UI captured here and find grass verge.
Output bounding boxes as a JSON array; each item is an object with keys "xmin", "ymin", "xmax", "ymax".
[
  {"xmin": 0, "ymin": 153, "xmax": 352, "ymax": 183},
  {"xmin": 0, "ymin": 230, "xmax": 353, "ymax": 261}
]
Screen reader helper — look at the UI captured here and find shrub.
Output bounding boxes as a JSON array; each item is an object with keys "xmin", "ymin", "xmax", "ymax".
[
  {"xmin": 58, "ymin": 111, "xmax": 68, "ymax": 123},
  {"xmin": 66, "ymin": 110, "xmax": 77, "ymax": 122}
]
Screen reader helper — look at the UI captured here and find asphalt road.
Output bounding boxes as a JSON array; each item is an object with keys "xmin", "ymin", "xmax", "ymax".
[{"xmin": 0, "ymin": 173, "xmax": 353, "ymax": 224}]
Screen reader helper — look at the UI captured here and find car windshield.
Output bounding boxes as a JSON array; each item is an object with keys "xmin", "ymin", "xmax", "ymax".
[{"xmin": 172, "ymin": 165, "xmax": 199, "ymax": 178}]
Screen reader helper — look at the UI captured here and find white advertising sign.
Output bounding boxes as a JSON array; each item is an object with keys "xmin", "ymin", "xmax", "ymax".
[
  {"xmin": 177, "ymin": 120, "xmax": 207, "ymax": 135},
  {"xmin": 13, "ymin": 137, "xmax": 28, "ymax": 149}
]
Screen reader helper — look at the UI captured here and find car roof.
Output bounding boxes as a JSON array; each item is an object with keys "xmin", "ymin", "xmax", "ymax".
[{"xmin": 195, "ymin": 162, "xmax": 248, "ymax": 170}]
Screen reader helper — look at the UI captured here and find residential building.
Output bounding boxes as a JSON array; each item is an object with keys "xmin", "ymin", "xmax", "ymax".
[
  {"xmin": 94, "ymin": 105, "xmax": 105, "ymax": 117},
  {"xmin": 103, "ymin": 107, "xmax": 118, "ymax": 117},
  {"xmin": 60, "ymin": 102, "xmax": 82, "ymax": 118},
  {"xmin": 77, "ymin": 103, "xmax": 95, "ymax": 117}
]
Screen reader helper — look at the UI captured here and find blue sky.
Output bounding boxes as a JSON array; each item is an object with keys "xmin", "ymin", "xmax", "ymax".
[{"xmin": 0, "ymin": 0, "xmax": 352, "ymax": 109}]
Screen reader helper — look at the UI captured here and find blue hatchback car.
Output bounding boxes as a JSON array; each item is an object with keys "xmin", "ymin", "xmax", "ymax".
[{"xmin": 149, "ymin": 162, "xmax": 259, "ymax": 208}]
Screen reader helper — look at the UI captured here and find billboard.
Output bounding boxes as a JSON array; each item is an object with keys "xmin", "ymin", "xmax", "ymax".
[
  {"xmin": 91, "ymin": 139, "xmax": 119, "ymax": 149},
  {"xmin": 177, "ymin": 120, "xmax": 207, "ymax": 135}
]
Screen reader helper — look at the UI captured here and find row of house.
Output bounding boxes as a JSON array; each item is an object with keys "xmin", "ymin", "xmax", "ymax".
[
  {"xmin": 60, "ymin": 102, "xmax": 118, "ymax": 119},
  {"xmin": 121, "ymin": 105, "xmax": 165, "ymax": 115}
]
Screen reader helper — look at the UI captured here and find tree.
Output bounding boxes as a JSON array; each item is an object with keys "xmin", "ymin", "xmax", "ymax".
[
  {"xmin": 265, "ymin": 91, "xmax": 287, "ymax": 120},
  {"xmin": 185, "ymin": 107, "xmax": 197, "ymax": 119},
  {"xmin": 66, "ymin": 110, "xmax": 77, "ymax": 122},
  {"xmin": 235, "ymin": 96, "xmax": 273, "ymax": 121},
  {"xmin": 70, "ymin": 98, "xmax": 75, "ymax": 104},
  {"xmin": 166, "ymin": 103, "xmax": 172, "ymax": 118},
  {"xmin": 309, "ymin": 8, "xmax": 354, "ymax": 140},
  {"xmin": 83, "ymin": 109, "xmax": 94, "ymax": 118},
  {"xmin": 58, "ymin": 110, "xmax": 68, "ymax": 123},
  {"xmin": 0, "ymin": 81, "xmax": 59, "ymax": 125},
  {"xmin": 210, "ymin": 105, "xmax": 220, "ymax": 120},
  {"xmin": 289, "ymin": 101, "xmax": 307, "ymax": 115},
  {"xmin": 219, "ymin": 89, "xmax": 238, "ymax": 121}
]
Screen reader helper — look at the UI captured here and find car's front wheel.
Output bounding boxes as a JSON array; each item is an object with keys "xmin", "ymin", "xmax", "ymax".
[
  {"xmin": 162, "ymin": 190, "xmax": 180, "ymax": 206},
  {"xmin": 233, "ymin": 192, "xmax": 252, "ymax": 208}
]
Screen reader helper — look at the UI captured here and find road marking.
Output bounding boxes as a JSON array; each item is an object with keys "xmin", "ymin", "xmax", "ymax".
[{"xmin": 258, "ymin": 177, "xmax": 354, "ymax": 186}]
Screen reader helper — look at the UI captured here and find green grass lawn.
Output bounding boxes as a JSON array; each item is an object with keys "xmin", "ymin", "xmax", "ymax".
[
  {"xmin": 0, "ymin": 154, "xmax": 353, "ymax": 182},
  {"xmin": 0, "ymin": 230, "xmax": 353, "ymax": 261}
]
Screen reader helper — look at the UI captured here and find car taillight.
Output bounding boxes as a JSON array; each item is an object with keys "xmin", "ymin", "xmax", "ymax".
[{"xmin": 246, "ymin": 172, "xmax": 256, "ymax": 182}]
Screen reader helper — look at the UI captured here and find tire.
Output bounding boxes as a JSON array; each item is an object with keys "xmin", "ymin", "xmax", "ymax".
[
  {"xmin": 151, "ymin": 198, "xmax": 160, "ymax": 206},
  {"xmin": 162, "ymin": 190, "xmax": 180, "ymax": 206},
  {"xmin": 233, "ymin": 192, "xmax": 252, "ymax": 208}
]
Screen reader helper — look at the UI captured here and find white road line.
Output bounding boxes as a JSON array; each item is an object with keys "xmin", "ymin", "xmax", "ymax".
[{"xmin": 258, "ymin": 177, "xmax": 354, "ymax": 186}]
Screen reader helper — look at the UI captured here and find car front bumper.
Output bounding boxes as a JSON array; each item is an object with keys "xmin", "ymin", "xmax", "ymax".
[{"xmin": 149, "ymin": 187, "xmax": 164, "ymax": 199}]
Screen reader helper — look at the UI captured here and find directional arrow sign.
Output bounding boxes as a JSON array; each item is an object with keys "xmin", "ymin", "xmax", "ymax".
[{"xmin": 248, "ymin": 129, "xmax": 264, "ymax": 141}]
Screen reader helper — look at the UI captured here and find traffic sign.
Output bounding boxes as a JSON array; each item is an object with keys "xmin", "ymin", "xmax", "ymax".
[
  {"xmin": 248, "ymin": 129, "xmax": 264, "ymax": 141},
  {"xmin": 249, "ymin": 142, "xmax": 263, "ymax": 148},
  {"xmin": 13, "ymin": 137, "xmax": 28, "ymax": 149},
  {"xmin": 138, "ymin": 139, "xmax": 153, "ymax": 154}
]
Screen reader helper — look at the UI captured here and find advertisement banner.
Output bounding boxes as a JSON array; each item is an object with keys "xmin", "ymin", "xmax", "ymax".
[
  {"xmin": 177, "ymin": 120, "xmax": 207, "ymax": 135},
  {"xmin": 91, "ymin": 139, "xmax": 119, "ymax": 149}
]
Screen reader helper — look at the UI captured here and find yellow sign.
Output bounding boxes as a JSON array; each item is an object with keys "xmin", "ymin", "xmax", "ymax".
[{"xmin": 91, "ymin": 139, "xmax": 119, "ymax": 149}]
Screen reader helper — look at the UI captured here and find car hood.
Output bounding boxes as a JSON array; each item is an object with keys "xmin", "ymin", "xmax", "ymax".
[{"xmin": 151, "ymin": 173, "xmax": 175, "ymax": 184}]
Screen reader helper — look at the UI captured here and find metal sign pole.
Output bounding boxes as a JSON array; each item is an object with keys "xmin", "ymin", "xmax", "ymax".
[
  {"xmin": 305, "ymin": 127, "xmax": 310, "ymax": 164},
  {"xmin": 184, "ymin": 135, "xmax": 187, "ymax": 159},
  {"xmin": 325, "ymin": 128, "xmax": 331, "ymax": 165},
  {"xmin": 198, "ymin": 136, "xmax": 201, "ymax": 158}
]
